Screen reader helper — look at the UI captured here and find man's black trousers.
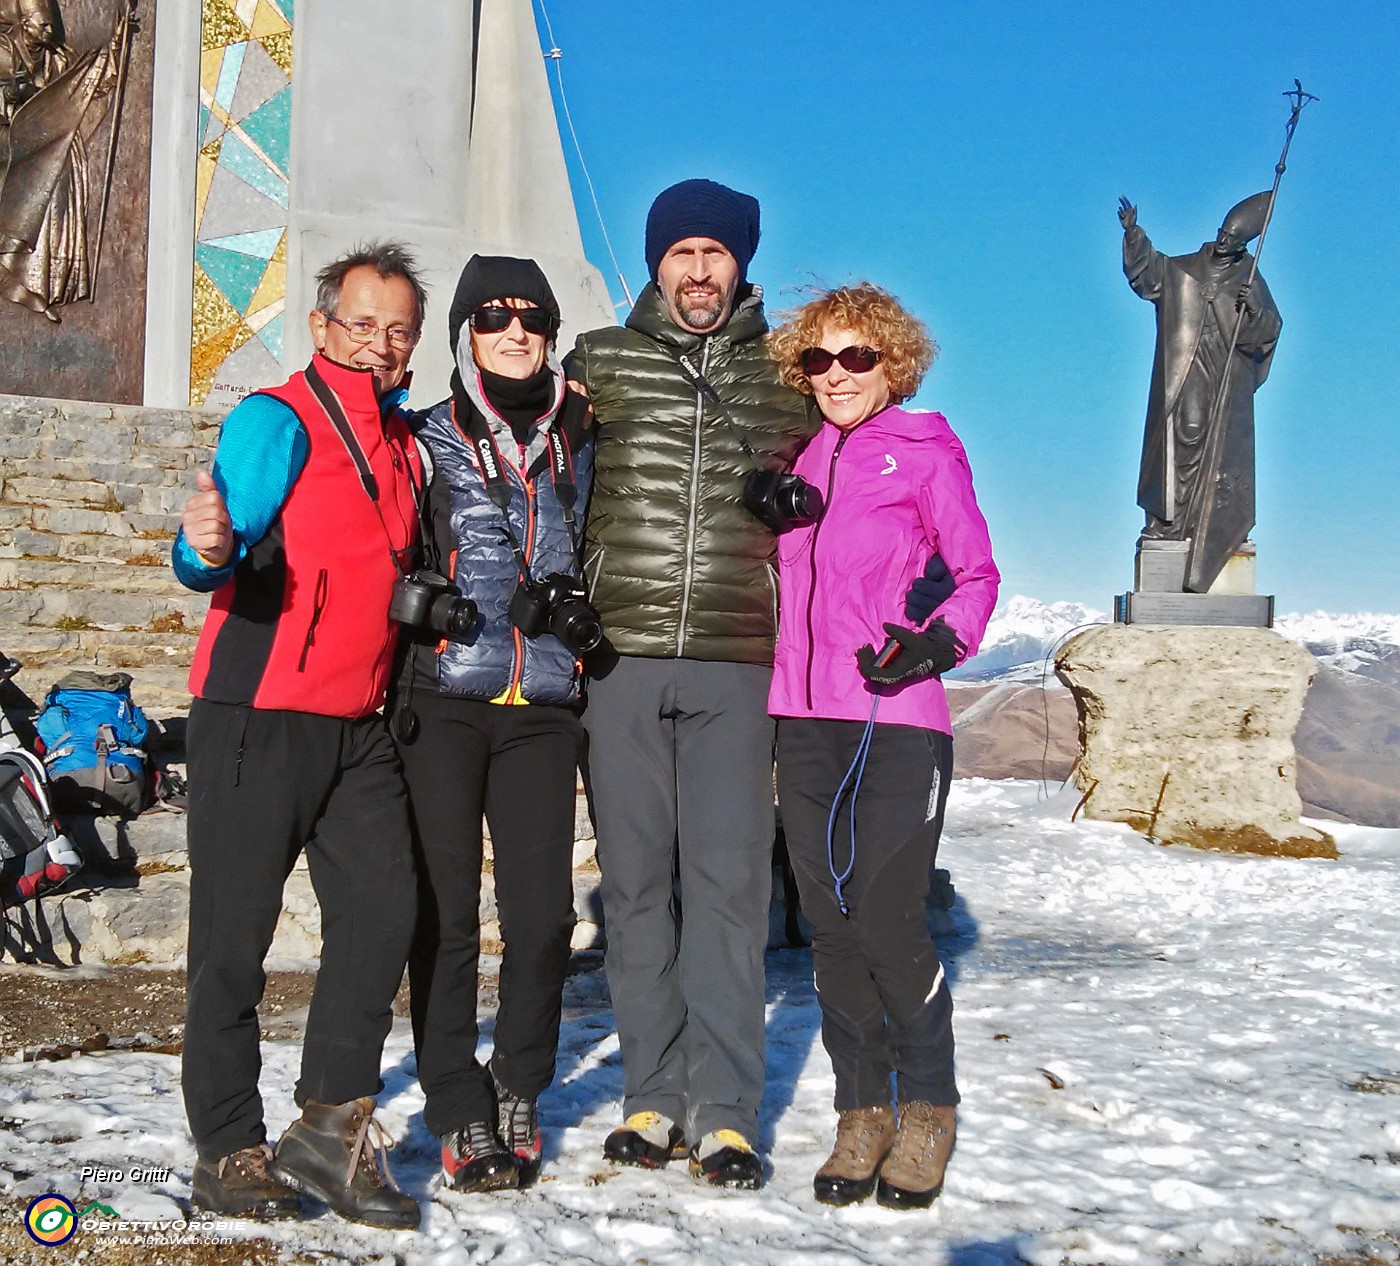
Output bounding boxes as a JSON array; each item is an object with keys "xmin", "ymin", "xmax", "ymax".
[
  {"xmin": 395, "ymin": 690, "xmax": 582, "ymax": 1137},
  {"xmin": 777, "ymin": 717, "xmax": 959, "ymax": 1110},
  {"xmin": 182, "ymin": 699, "xmax": 417, "ymax": 1162}
]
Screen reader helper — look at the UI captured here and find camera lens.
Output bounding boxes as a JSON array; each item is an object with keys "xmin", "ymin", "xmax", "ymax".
[
  {"xmin": 552, "ymin": 600, "xmax": 603, "ymax": 655},
  {"xmin": 431, "ymin": 593, "xmax": 478, "ymax": 641},
  {"xmin": 781, "ymin": 478, "xmax": 824, "ymax": 526}
]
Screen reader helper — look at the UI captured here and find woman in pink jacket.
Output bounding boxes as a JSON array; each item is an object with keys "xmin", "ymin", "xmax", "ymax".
[{"xmin": 766, "ymin": 283, "xmax": 999, "ymax": 1210}]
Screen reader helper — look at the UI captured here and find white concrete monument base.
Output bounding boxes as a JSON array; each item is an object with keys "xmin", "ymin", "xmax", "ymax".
[{"xmin": 1055, "ymin": 624, "xmax": 1335, "ymax": 858}]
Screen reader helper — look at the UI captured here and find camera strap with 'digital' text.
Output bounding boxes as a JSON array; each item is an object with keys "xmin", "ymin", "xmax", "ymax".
[{"xmin": 450, "ymin": 373, "xmax": 578, "ymax": 581}]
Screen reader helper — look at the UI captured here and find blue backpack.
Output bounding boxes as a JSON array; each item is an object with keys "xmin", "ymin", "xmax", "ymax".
[{"xmin": 35, "ymin": 672, "xmax": 153, "ymax": 816}]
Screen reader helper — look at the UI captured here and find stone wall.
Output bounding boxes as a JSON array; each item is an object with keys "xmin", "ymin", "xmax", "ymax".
[{"xmin": 0, "ymin": 393, "xmax": 217, "ymax": 712}]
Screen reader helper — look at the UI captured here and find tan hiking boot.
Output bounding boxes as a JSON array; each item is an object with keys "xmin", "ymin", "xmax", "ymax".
[
  {"xmin": 876, "ymin": 1102, "xmax": 956, "ymax": 1210},
  {"xmin": 813, "ymin": 1104, "xmax": 896, "ymax": 1206}
]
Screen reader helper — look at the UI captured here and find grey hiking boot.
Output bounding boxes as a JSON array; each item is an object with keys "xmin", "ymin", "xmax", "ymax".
[
  {"xmin": 440, "ymin": 1120, "xmax": 518, "ymax": 1193},
  {"xmin": 493, "ymin": 1072, "xmax": 542, "ymax": 1186},
  {"xmin": 275, "ymin": 1097, "xmax": 420, "ymax": 1230},
  {"xmin": 876, "ymin": 1102, "xmax": 956, "ymax": 1210},
  {"xmin": 813, "ymin": 1104, "xmax": 896, "ymax": 1206},
  {"xmin": 191, "ymin": 1143, "xmax": 301, "ymax": 1220}
]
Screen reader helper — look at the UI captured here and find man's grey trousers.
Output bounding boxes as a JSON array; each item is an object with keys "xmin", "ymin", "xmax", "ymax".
[{"xmin": 584, "ymin": 654, "xmax": 774, "ymax": 1146}]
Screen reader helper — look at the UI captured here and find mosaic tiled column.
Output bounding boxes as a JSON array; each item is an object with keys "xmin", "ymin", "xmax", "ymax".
[{"xmin": 190, "ymin": 0, "xmax": 293, "ymax": 408}]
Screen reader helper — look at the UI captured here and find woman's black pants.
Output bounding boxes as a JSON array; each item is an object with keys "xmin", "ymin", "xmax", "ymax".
[
  {"xmin": 396, "ymin": 690, "xmax": 582, "ymax": 1137},
  {"xmin": 777, "ymin": 717, "xmax": 959, "ymax": 1110}
]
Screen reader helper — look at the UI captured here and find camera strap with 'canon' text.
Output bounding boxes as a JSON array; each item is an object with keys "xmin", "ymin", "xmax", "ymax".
[
  {"xmin": 672, "ymin": 350, "xmax": 765, "ymax": 473},
  {"xmin": 450, "ymin": 370, "xmax": 578, "ymax": 581}
]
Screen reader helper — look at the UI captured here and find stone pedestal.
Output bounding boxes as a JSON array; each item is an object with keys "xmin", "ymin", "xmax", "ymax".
[
  {"xmin": 1055, "ymin": 625, "xmax": 1335, "ymax": 858},
  {"xmin": 1119, "ymin": 538, "xmax": 1272, "ymax": 627}
]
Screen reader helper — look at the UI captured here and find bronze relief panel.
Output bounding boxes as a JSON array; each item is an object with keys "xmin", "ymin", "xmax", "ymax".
[{"xmin": 0, "ymin": 0, "xmax": 152, "ymax": 404}]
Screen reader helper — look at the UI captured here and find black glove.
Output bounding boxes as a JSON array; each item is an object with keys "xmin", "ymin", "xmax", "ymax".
[
  {"xmin": 903, "ymin": 553, "xmax": 956, "ymax": 623},
  {"xmin": 856, "ymin": 617, "xmax": 965, "ymax": 686}
]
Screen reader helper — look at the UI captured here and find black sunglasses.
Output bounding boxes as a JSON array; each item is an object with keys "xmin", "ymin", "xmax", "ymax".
[
  {"xmin": 799, "ymin": 345, "xmax": 883, "ymax": 377},
  {"xmin": 469, "ymin": 305, "xmax": 557, "ymax": 336}
]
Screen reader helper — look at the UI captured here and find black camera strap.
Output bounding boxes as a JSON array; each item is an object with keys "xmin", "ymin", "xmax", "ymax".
[
  {"xmin": 451, "ymin": 378, "xmax": 579, "ymax": 580},
  {"xmin": 672, "ymin": 350, "xmax": 765, "ymax": 473},
  {"xmin": 304, "ymin": 360, "xmax": 420, "ymax": 577}
]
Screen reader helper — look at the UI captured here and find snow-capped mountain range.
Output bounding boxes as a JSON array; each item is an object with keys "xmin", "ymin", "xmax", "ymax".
[{"xmin": 953, "ymin": 595, "xmax": 1400, "ymax": 685}]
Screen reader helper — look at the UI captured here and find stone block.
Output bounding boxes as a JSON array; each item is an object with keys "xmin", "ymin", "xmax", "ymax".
[
  {"xmin": 35, "ymin": 435, "xmax": 81, "ymax": 460},
  {"xmin": 91, "ymin": 463, "xmax": 168, "ymax": 487},
  {"xmin": 136, "ymin": 419, "xmax": 202, "ymax": 450},
  {"xmin": 5, "ymin": 456, "xmax": 99, "ymax": 482},
  {"xmin": 0, "ymin": 431, "xmax": 51, "ymax": 459},
  {"xmin": 3, "ymin": 476, "xmax": 118, "ymax": 509},
  {"xmin": 1208, "ymin": 544, "xmax": 1258, "ymax": 596},
  {"xmin": 0, "ymin": 589, "xmax": 43, "ymax": 620},
  {"xmin": 123, "ymin": 513, "xmax": 178, "ymax": 537},
  {"xmin": 1115, "ymin": 591, "xmax": 1273, "ymax": 627},
  {"xmin": 0, "ymin": 410, "xmax": 56, "ymax": 438},
  {"xmin": 8, "ymin": 529, "xmax": 61, "ymax": 558},
  {"xmin": 137, "ymin": 485, "xmax": 193, "ymax": 516},
  {"xmin": 38, "ymin": 874, "xmax": 191, "ymax": 966},
  {"xmin": 57, "ymin": 430, "xmax": 140, "ymax": 464},
  {"xmin": 1055, "ymin": 625, "xmax": 1334, "ymax": 858},
  {"xmin": 67, "ymin": 813, "xmax": 189, "ymax": 870},
  {"xmin": 54, "ymin": 401, "xmax": 118, "ymax": 425},
  {"xmin": 1134, "ymin": 539, "xmax": 1189, "ymax": 592},
  {"xmin": 38, "ymin": 588, "xmax": 158, "ymax": 631},
  {"xmin": 32, "ymin": 506, "xmax": 129, "ymax": 537}
]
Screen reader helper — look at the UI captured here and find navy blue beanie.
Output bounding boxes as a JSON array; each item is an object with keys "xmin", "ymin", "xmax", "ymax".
[{"xmin": 644, "ymin": 179, "xmax": 761, "ymax": 283}]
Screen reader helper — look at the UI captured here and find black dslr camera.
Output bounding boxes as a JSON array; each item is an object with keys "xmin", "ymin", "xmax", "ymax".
[
  {"xmin": 509, "ymin": 573, "xmax": 603, "ymax": 656},
  {"xmin": 389, "ymin": 569, "xmax": 479, "ymax": 641},
  {"xmin": 742, "ymin": 469, "xmax": 824, "ymax": 534}
]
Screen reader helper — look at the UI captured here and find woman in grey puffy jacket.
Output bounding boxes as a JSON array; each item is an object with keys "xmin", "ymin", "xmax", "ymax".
[{"xmin": 390, "ymin": 255, "xmax": 594, "ymax": 1195}]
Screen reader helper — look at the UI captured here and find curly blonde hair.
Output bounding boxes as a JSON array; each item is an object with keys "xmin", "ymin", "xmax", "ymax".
[{"xmin": 767, "ymin": 282, "xmax": 937, "ymax": 401}]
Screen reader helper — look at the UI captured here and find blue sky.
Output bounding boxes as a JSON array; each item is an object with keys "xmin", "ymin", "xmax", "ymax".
[{"xmin": 533, "ymin": 1, "xmax": 1398, "ymax": 615}]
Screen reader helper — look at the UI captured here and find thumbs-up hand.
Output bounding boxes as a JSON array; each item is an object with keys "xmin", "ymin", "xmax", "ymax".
[{"xmin": 182, "ymin": 469, "xmax": 233, "ymax": 567}]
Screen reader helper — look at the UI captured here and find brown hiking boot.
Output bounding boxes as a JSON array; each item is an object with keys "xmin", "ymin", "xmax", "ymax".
[
  {"xmin": 876, "ymin": 1102, "xmax": 956, "ymax": 1210},
  {"xmin": 191, "ymin": 1144, "xmax": 301, "ymax": 1220},
  {"xmin": 275, "ymin": 1097, "xmax": 420, "ymax": 1230},
  {"xmin": 813, "ymin": 1104, "xmax": 896, "ymax": 1206}
]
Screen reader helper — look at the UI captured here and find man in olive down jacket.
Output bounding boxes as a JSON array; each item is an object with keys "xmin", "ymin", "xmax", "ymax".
[{"xmin": 571, "ymin": 179, "xmax": 814, "ymax": 1188}]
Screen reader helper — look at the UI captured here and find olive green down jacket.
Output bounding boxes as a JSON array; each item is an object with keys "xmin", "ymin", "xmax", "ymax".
[{"xmin": 572, "ymin": 285, "xmax": 816, "ymax": 665}]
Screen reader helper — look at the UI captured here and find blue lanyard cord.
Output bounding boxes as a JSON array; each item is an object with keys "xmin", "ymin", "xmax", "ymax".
[{"xmin": 825, "ymin": 695, "xmax": 881, "ymax": 916}]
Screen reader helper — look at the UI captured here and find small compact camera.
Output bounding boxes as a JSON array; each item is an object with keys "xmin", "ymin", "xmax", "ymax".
[
  {"xmin": 389, "ymin": 569, "xmax": 479, "ymax": 641},
  {"xmin": 509, "ymin": 572, "xmax": 603, "ymax": 656},
  {"xmin": 742, "ymin": 468, "xmax": 824, "ymax": 534}
]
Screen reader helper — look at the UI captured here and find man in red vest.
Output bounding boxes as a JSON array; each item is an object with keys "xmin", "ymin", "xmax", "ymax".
[{"xmin": 173, "ymin": 242, "xmax": 426, "ymax": 1230}]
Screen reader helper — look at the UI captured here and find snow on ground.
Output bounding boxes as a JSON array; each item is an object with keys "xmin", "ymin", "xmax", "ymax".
[{"xmin": 3, "ymin": 780, "xmax": 1399, "ymax": 1265}]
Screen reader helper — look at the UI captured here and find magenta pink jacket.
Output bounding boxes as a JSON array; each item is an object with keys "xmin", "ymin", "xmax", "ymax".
[{"xmin": 769, "ymin": 405, "xmax": 999, "ymax": 733}]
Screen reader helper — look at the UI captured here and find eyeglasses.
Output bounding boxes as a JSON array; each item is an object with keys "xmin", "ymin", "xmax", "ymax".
[
  {"xmin": 799, "ymin": 345, "xmax": 884, "ymax": 378},
  {"xmin": 324, "ymin": 314, "xmax": 421, "ymax": 350},
  {"xmin": 469, "ymin": 305, "xmax": 557, "ymax": 336}
]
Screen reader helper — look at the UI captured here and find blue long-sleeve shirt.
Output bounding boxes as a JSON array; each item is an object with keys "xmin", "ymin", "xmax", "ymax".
[{"xmin": 171, "ymin": 386, "xmax": 410, "ymax": 592}]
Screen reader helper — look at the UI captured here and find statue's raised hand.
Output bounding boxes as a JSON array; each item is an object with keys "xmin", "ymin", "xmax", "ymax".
[
  {"xmin": 1118, "ymin": 196, "xmax": 1137, "ymax": 230},
  {"xmin": 1235, "ymin": 281, "xmax": 1258, "ymax": 316}
]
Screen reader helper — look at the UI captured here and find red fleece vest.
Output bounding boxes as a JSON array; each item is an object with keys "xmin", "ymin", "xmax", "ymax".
[{"xmin": 189, "ymin": 357, "xmax": 421, "ymax": 718}]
